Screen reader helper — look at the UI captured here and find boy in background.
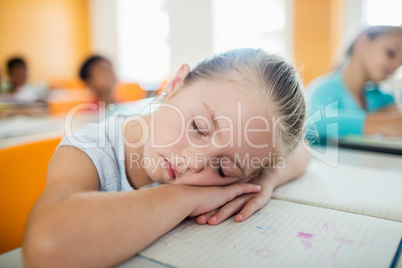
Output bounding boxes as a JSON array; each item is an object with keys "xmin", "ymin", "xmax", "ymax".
[
  {"xmin": 6, "ymin": 57, "xmax": 28, "ymax": 94},
  {"xmin": 79, "ymin": 55, "xmax": 117, "ymax": 107}
]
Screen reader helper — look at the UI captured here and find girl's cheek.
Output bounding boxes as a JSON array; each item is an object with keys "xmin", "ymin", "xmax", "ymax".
[{"xmin": 153, "ymin": 114, "xmax": 184, "ymax": 146}]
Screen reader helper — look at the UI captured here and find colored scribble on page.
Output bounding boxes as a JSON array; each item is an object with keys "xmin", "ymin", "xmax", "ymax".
[{"xmin": 140, "ymin": 200, "xmax": 402, "ymax": 268}]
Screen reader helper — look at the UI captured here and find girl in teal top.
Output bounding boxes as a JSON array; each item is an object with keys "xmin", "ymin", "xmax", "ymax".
[{"xmin": 307, "ymin": 25, "xmax": 402, "ymax": 142}]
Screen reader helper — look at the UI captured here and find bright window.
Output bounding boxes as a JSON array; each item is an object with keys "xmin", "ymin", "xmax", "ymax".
[
  {"xmin": 116, "ymin": 0, "xmax": 170, "ymax": 86},
  {"xmin": 364, "ymin": 0, "xmax": 402, "ymax": 26},
  {"xmin": 212, "ymin": 0, "xmax": 291, "ymax": 58}
]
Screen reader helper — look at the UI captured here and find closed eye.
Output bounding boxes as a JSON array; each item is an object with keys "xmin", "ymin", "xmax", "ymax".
[
  {"xmin": 386, "ymin": 49, "xmax": 396, "ymax": 59},
  {"xmin": 191, "ymin": 120, "xmax": 205, "ymax": 136},
  {"xmin": 217, "ymin": 159, "xmax": 226, "ymax": 178}
]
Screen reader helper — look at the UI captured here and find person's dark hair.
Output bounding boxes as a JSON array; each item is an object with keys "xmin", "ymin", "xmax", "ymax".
[
  {"xmin": 79, "ymin": 55, "xmax": 109, "ymax": 82},
  {"xmin": 7, "ymin": 57, "xmax": 27, "ymax": 74}
]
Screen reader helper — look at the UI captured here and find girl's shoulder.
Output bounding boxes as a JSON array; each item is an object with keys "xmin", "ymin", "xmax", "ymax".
[{"xmin": 58, "ymin": 119, "xmax": 129, "ymax": 191}]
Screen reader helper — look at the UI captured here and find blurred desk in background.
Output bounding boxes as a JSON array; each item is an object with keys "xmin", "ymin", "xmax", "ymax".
[
  {"xmin": 0, "ymin": 114, "xmax": 97, "ymax": 149},
  {"xmin": 331, "ymin": 134, "xmax": 402, "ymax": 156},
  {"xmin": 0, "ymin": 98, "xmax": 154, "ymax": 149}
]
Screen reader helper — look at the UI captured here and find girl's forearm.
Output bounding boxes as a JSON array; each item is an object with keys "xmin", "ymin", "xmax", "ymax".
[
  {"xmin": 23, "ymin": 184, "xmax": 196, "ymax": 268},
  {"xmin": 365, "ymin": 113, "xmax": 402, "ymax": 136},
  {"xmin": 23, "ymin": 182, "xmax": 261, "ymax": 268}
]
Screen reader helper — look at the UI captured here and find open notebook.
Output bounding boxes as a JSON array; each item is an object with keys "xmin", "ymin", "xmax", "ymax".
[{"xmin": 138, "ymin": 160, "xmax": 402, "ymax": 268}]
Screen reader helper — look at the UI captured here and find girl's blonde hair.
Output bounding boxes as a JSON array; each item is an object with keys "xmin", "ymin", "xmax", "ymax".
[{"xmin": 183, "ymin": 48, "xmax": 306, "ymax": 160}]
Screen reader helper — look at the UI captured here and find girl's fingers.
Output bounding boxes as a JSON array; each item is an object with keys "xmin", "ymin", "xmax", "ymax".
[
  {"xmin": 235, "ymin": 195, "xmax": 268, "ymax": 222},
  {"xmin": 190, "ymin": 183, "xmax": 261, "ymax": 217},
  {"xmin": 208, "ymin": 195, "xmax": 252, "ymax": 226},
  {"xmin": 196, "ymin": 209, "xmax": 218, "ymax": 225},
  {"xmin": 226, "ymin": 183, "xmax": 261, "ymax": 201}
]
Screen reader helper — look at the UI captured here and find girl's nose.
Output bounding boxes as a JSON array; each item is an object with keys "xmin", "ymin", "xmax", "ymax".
[
  {"xmin": 183, "ymin": 154, "xmax": 205, "ymax": 174},
  {"xmin": 187, "ymin": 164, "xmax": 204, "ymax": 173},
  {"xmin": 181, "ymin": 148, "xmax": 209, "ymax": 174}
]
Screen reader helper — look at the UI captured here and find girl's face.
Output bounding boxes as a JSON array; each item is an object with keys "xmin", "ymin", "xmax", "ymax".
[
  {"xmin": 361, "ymin": 33, "xmax": 402, "ymax": 82},
  {"xmin": 141, "ymin": 79, "xmax": 275, "ymax": 186}
]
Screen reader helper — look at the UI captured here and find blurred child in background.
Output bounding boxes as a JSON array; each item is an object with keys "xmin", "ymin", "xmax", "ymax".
[
  {"xmin": 307, "ymin": 25, "xmax": 402, "ymax": 142},
  {"xmin": 79, "ymin": 55, "xmax": 117, "ymax": 107},
  {"xmin": 6, "ymin": 57, "xmax": 28, "ymax": 94},
  {"xmin": 0, "ymin": 57, "xmax": 47, "ymax": 117},
  {"xmin": 3, "ymin": 57, "xmax": 47, "ymax": 101}
]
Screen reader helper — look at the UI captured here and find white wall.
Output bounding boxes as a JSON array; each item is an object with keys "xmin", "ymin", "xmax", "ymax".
[
  {"xmin": 343, "ymin": 0, "xmax": 365, "ymax": 35},
  {"xmin": 167, "ymin": 0, "xmax": 213, "ymax": 72},
  {"xmin": 329, "ymin": 0, "xmax": 365, "ymax": 62},
  {"xmin": 89, "ymin": 0, "xmax": 119, "ymax": 69}
]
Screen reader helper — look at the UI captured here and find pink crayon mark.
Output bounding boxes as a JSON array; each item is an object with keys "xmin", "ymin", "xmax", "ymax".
[
  {"xmin": 300, "ymin": 239, "xmax": 314, "ymax": 250},
  {"xmin": 297, "ymin": 232, "xmax": 314, "ymax": 250},
  {"xmin": 297, "ymin": 232, "xmax": 314, "ymax": 239},
  {"xmin": 316, "ymin": 222, "xmax": 336, "ymax": 234}
]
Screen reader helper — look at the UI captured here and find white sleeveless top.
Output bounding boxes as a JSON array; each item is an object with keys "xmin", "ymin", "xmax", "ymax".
[{"xmin": 57, "ymin": 98, "xmax": 160, "ymax": 191}]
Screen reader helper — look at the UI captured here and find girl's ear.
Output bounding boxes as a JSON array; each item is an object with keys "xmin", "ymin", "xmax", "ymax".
[
  {"xmin": 163, "ymin": 64, "xmax": 190, "ymax": 96},
  {"xmin": 354, "ymin": 33, "xmax": 370, "ymax": 53}
]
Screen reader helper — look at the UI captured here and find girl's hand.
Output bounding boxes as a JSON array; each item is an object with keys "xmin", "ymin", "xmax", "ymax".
[
  {"xmin": 365, "ymin": 113, "xmax": 402, "ymax": 137},
  {"xmin": 188, "ymin": 183, "xmax": 262, "ymax": 217},
  {"xmin": 195, "ymin": 174, "xmax": 275, "ymax": 225},
  {"xmin": 195, "ymin": 142, "xmax": 310, "ymax": 225}
]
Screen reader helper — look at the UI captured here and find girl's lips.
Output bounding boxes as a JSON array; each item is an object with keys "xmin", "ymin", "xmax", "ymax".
[{"xmin": 163, "ymin": 158, "xmax": 176, "ymax": 179}]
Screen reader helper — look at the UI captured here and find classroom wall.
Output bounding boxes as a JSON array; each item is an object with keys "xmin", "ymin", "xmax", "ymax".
[
  {"xmin": 88, "ymin": 0, "xmax": 347, "ymax": 86},
  {"xmin": 293, "ymin": 0, "xmax": 344, "ymax": 86},
  {"xmin": 0, "ymin": 0, "xmax": 346, "ymax": 86},
  {"xmin": 0, "ymin": 0, "xmax": 90, "ymax": 82},
  {"xmin": 89, "ymin": 0, "xmax": 118, "ymax": 71},
  {"xmin": 168, "ymin": 0, "xmax": 213, "ymax": 72}
]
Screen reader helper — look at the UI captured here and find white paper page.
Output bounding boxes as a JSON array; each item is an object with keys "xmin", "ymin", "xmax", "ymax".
[
  {"xmin": 140, "ymin": 200, "xmax": 402, "ymax": 268},
  {"xmin": 273, "ymin": 160, "xmax": 402, "ymax": 222}
]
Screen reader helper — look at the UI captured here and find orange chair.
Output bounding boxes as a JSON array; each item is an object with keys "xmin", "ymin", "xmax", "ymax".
[
  {"xmin": 0, "ymin": 137, "xmax": 62, "ymax": 254},
  {"xmin": 114, "ymin": 83, "xmax": 145, "ymax": 102},
  {"xmin": 48, "ymin": 89, "xmax": 94, "ymax": 115},
  {"xmin": 48, "ymin": 79, "xmax": 87, "ymax": 90}
]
